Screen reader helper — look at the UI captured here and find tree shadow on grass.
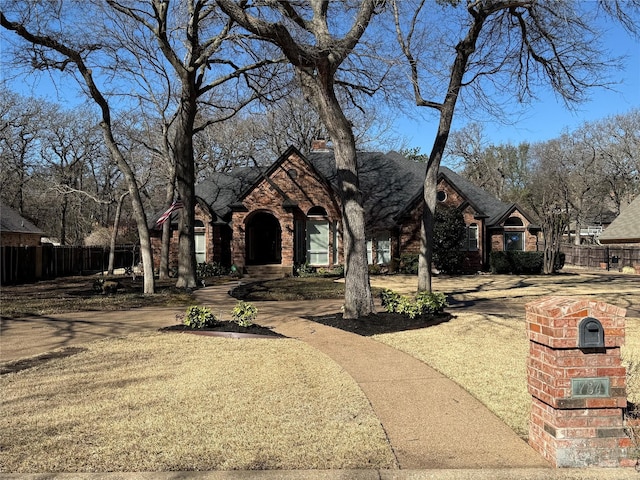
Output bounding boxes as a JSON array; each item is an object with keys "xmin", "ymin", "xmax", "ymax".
[{"xmin": 303, "ymin": 311, "xmax": 453, "ymax": 336}]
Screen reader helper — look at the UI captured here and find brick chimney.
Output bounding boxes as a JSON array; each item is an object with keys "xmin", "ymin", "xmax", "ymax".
[{"xmin": 311, "ymin": 138, "xmax": 330, "ymax": 152}]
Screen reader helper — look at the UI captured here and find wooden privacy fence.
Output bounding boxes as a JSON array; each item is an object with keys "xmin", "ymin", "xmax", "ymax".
[
  {"xmin": 1, "ymin": 244, "xmax": 139, "ymax": 285},
  {"xmin": 561, "ymin": 244, "xmax": 640, "ymax": 271}
]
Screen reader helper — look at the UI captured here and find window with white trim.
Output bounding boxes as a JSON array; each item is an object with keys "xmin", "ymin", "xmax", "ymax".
[
  {"xmin": 307, "ymin": 220, "xmax": 329, "ymax": 265},
  {"xmin": 466, "ymin": 224, "xmax": 478, "ymax": 251}
]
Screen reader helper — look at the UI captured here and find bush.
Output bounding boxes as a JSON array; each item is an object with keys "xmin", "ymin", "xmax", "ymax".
[
  {"xmin": 399, "ymin": 253, "xmax": 419, "ymax": 274},
  {"xmin": 183, "ymin": 306, "xmax": 218, "ymax": 329},
  {"xmin": 379, "ymin": 288, "xmax": 448, "ymax": 319},
  {"xmin": 295, "ymin": 263, "xmax": 344, "ymax": 278},
  {"xmin": 489, "ymin": 251, "xmax": 565, "ymax": 274},
  {"xmin": 196, "ymin": 262, "xmax": 229, "ymax": 278},
  {"xmin": 232, "ymin": 301, "xmax": 258, "ymax": 327},
  {"xmin": 433, "ymin": 205, "xmax": 467, "ymax": 273}
]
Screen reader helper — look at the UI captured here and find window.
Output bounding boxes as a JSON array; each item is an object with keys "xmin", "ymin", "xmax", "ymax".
[
  {"xmin": 466, "ymin": 224, "xmax": 478, "ymax": 251},
  {"xmin": 437, "ymin": 191, "xmax": 447, "ymax": 202},
  {"xmin": 307, "ymin": 220, "xmax": 329, "ymax": 265},
  {"xmin": 194, "ymin": 220, "xmax": 206, "ymax": 263},
  {"xmin": 376, "ymin": 234, "xmax": 391, "ymax": 264},
  {"xmin": 505, "ymin": 217, "xmax": 523, "ymax": 227},
  {"xmin": 366, "ymin": 232, "xmax": 391, "ymax": 264},
  {"xmin": 504, "ymin": 232, "xmax": 524, "ymax": 251}
]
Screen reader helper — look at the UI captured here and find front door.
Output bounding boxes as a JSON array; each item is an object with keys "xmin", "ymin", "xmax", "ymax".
[{"xmin": 246, "ymin": 212, "xmax": 282, "ymax": 265}]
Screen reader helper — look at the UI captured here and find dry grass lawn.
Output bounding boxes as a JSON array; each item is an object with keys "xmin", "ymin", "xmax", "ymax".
[
  {"xmin": 0, "ymin": 333, "xmax": 396, "ymax": 473},
  {"xmin": 370, "ymin": 271, "xmax": 640, "ymax": 438}
]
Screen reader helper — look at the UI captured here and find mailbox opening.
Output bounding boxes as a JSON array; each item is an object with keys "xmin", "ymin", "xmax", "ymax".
[{"xmin": 579, "ymin": 317, "xmax": 605, "ymax": 349}]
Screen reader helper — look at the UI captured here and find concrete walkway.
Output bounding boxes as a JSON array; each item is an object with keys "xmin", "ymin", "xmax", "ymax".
[{"xmin": 193, "ymin": 283, "xmax": 549, "ymax": 470}]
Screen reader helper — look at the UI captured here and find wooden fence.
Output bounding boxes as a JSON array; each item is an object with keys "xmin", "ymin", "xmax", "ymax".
[
  {"xmin": 1, "ymin": 244, "xmax": 139, "ymax": 285},
  {"xmin": 560, "ymin": 244, "xmax": 640, "ymax": 271}
]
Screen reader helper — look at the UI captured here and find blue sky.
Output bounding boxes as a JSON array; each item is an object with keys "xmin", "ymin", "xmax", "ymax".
[
  {"xmin": 396, "ymin": 25, "xmax": 640, "ymax": 154},
  {"xmin": 3, "ymin": 11, "xmax": 638, "ymax": 158}
]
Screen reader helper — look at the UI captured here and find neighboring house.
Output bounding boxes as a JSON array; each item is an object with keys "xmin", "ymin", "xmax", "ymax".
[
  {"xmin": 150, "ymin": 144, "xmax": 540, "ymax": 275},
  {"xmin": 598, "ymin": 195, "xmax": 640, "ymax": 245},
  {"xmin": 0, "ymin": 202, "xmax": 44, "ymax": 247}
]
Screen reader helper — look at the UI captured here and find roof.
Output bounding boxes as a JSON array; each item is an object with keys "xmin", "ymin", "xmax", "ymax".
[
  {"xmin": 598, "ymin": 195, "xmax": 640, "ymax": 244},
  {"xmin": 438, "ymin": 167, "xmax": 520, "ymax": 226},
  {"xmin": 307, "ymin": 150, "xmax": 426, "ymax": 230},
  {"xmin": 0, "ymin": 202, "xmax": 43, "ymax": 235},
  {"xmin": 193, "ymin": 147, "xmax": 532, "ymax": 231}
]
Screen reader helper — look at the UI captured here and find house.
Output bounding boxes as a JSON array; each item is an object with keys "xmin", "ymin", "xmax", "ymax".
[
  {"xmin": 0, "ymin": 202, "xmax": 44, "ymax": 247},
  {"xmin": 598, "ymin": 195, "xmax": 640, "ymax": 245},
  {"xmin": 150, "ymin": 144, "xmax": 540, "ymax": 275}
]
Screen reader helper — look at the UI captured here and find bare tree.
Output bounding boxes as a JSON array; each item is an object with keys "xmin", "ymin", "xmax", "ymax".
[
  {"xmin": 1, "ymin": 3, "xmax": 157, "ymax": 293},
  {"xmin": 525, "ymin": 139, "xmax": 571, "ymax": 274},
  {"xmin": 104, "ymin": 0, "xmax": 284, "ymax": 288},
  {"xmin": 392, "ymin": 0, "xmax": 640, "ymax": 291},
  {"xmin": 216, "ymin": 0, "xmax": 387, "ymax": 318}
]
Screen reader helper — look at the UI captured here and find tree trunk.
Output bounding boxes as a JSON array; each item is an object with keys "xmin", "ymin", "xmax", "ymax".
[
  {"xmin": 299, "ymin": 69, "xmax": 374, "ymax": 318},
  {"xmin": 173, "ymin": 98, "xmax": 198, "ymax": 290},
  {"xmin": 418, "ymin": 164, "xmax": 439, "ymax": 292},
  {"xmin": 108, "ymin": 191, "xmax": 129, "ymax": 275}
]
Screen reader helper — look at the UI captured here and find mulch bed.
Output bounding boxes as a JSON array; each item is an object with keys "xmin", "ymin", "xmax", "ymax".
[
  {"xmin": 160, "ymin": 322, "xmax": 286, "ymax": 338},
  {"xmin": 304, "ymin": 311, "xmax": 453, "ymax": 336}
]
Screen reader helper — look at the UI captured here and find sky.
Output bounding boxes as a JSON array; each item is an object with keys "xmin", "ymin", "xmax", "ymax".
[
  {"xmin": 395, "ymin": 24, "xmax": 640, "ymax": 155},
  {"xmin": 3, "ymin": 9, "xmax": 638, "ymax": 160}
]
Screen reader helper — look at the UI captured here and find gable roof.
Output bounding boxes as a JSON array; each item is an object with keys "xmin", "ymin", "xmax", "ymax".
[
  {"xmin": 194, "ymin": 146, "xmax": 535, "ymax": 232},
  {"xmin": 0, "ymin": 202, "xmax": 43, "ymax": 235},
  {"xmin": 598, "ymin": 195, "xmax": 640, "ymax": 244},
  {"xmin": 438, "ymin": 167, "xmax": 517, "ymax": 226}
]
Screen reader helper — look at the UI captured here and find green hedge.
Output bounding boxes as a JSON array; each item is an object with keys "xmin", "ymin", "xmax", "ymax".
[{"xmin": 490, "ymin": 251, "xmax": 565, "ymax": 274}]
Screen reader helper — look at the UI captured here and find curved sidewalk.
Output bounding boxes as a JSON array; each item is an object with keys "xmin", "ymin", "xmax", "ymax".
[{"xmin": 194, "ymin": 283, "xmax": 549, "ymax": 470}]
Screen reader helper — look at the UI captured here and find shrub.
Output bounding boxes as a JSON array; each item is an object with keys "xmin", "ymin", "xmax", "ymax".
[
  {"xmin": 380, "ymin": 289, "xmax": 448, "ymax": 319},
  {"xmin": 415, "ymin": 291, "xmax": 448, "ymax": 313},
  {"xmin": 380, "ymin": 289, "xmax": 402, "ymax": 312},
  {"xmin": 196, "ymin": 262, "xmax": 229, "ymax": 278},
  {"xmin": 183, "ymin": 306, "xmax": 218, "ymax": 329},
  {"xmin": 399, "ymin": 253, "xmax": 419, "ymax": 274},
  {"xmin": 232, "ymin": 301, "xmax": 258, "ymax": 327},
  {"xmin": 433, "ymin": 205, "xmax": 467, "ymax": 273},
  {"xmin": 489, "ymin": 251, "xmax": 565, "ymax": 274},
  {"xmin": 295, "ymin": 263, "xmax": 316, "ymax": 277}
]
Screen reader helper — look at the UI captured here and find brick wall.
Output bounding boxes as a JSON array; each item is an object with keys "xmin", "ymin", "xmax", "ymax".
[
  {"xmin": 1, "ymin": 232, "xmax": 42, "ymax": 247},
  {"xmin": 526, "ymin": 296, "xmax": 632, "ymax": 468},
  {"xmin": 231, "ymin": 152, "xmax": 341, "ymax": 269}
]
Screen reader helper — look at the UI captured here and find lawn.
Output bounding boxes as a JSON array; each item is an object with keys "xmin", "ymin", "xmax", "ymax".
[
  {"xmin": 1, "ymin": 269, "xmax": 638, "ymax": 471},
  {"xmin": 0, "ymin": 333, "xmax": 395, "ymax": 472}
]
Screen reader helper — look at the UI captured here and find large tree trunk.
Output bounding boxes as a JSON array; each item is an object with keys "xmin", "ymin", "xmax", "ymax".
[
  {"xmin": 173, "ymin": 97, "xmax": 198, "ymax": 290},
  {"xmin": 300, "ymin": 70, "xmax": 374, "ymax": 318}
]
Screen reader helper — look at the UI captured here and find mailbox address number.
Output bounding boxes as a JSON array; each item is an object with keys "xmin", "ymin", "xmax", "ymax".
[{"xmin": 571, "ymin": 377, "xmax": 610, "ymax": 398}]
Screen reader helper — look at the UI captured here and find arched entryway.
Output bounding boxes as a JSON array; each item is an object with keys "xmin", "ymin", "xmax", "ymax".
[{"xmin": 246, "ymin": 211, "xmax": 282, "ymax": 265}]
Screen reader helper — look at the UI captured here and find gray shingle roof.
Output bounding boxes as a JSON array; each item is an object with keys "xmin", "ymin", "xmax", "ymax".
[
  {"xmin": 598, "ymin": 195, "xmax": 640, "ymax": 244},
  {"xmin": 0, "ymin": 202, "xmax": 43, "ymax": 234},
  {"xmin": 194, "ymin": 147, "xmax": 525, "ymax": 231},
  {"xmin": 438, "ymin": 167, "xmax": 515, "ymax": 226}
]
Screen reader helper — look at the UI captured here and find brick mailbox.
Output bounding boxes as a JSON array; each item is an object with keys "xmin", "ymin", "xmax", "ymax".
[{"xmin": 526, "ymin": 296, "xmax": 632, "ymax": 468}]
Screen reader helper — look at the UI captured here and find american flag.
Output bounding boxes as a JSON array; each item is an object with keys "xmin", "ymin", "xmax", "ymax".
[{"xmin": 155, "ymin": 199, "xmax": 184, "ymax": 227}]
